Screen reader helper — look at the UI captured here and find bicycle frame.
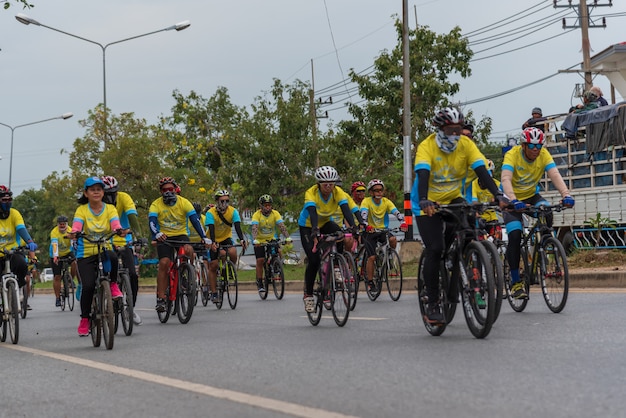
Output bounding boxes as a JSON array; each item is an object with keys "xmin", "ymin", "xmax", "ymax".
[{"xmin": 1, "ymin": 250, "xmax": 24, "ymax": 315}]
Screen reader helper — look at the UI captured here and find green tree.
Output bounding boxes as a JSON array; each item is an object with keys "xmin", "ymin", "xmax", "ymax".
[
  {"xmin": 2, "ymin": 0, "xmax": 33, "ymax": 10},
  {"xmin": 13, "ymin": 188, "xmax": 54, "ymax": 263}
]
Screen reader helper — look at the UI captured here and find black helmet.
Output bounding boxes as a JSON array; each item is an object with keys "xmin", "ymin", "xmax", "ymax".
[{"xmin": 57, "ymin": 215, "xmax": 68, "ymax": 223}]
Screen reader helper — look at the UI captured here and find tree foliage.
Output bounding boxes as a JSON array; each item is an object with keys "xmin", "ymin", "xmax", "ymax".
[{"xmin": 2, "ymin": 0, "xmax": 33, "ymax": 10}]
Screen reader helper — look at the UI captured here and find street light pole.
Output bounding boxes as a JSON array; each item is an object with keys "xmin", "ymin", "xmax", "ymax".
[
  {"xmin": 15, "ymin": 14, "xmax": 190, "ymax": 143},
  {"xmin": 0, "ymin": 112, "xmax": 73, "ymax": 189}
]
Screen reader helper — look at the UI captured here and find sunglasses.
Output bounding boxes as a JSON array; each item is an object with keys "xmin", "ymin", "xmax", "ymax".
[
  {"xmin": 219, "ymin": 199, "xmax": 230, "ymax": 203},
  {"xmin": 371, "ymin": 188, "xmax": 384, "ymax": 193},
  {"xmin": 526, "ymin": 143, "xmax": 543, "ymax": 150},
  {"xmin": 0, "ymin": 198, "xmax": 12, "ymax": 203},
  {"xmin": 320, "ymin": 182, "xmax": 335, "ymax": 187},
  {"xmin": 442, "ymin": 125, "xmax": 462, "ymax": 136},
  {"xmin": 161, "ymin": 187, "xmax": 176, "ymax": 192}
]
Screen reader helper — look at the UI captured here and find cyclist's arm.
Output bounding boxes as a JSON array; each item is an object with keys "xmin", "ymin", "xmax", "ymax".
[
  {"xmin": 500, "ymin": 168, "xmax": 516, "ymax": 201},
  {"xmin": 127, "ymin": 212, "xmax": 142, "ymax": 237},
  {"xmin": 148, "ymin": 215, "xmax": 160, "ymax": 240},
  {"xmin": 207, "ymin": 224, "xmax": 216, "ymax": 242},
  {"xmin": 416, "ymin": 169, "xmax": 430, "ymax": 201},
  {"xmin": 546, "ymin": 167, "xmax": 571, "ymax": 198},
  {"xmin": 474, "ymin": 165, "xmax": 502, "ymax": 199},
  {"xmin": 306, "ymin": 206, "xmax": 319, "ymax": 229},
  {"xmin": 340, "ymin": 203, "xmax": 356, "ymax": 228},
  {"xmin": 277, "ymin": 222, "xmax": 290, "ymax": 239},
  {"xmin": 234, "ymin": 221, "xmax": 245, "ymax": 242},
  {"xmin": 188, "ymin": 212, "xmax": 208, "ymax": 240},
  {"xmin": 251, "ymin": 224, "xmax": 259, "ymax": 241}
]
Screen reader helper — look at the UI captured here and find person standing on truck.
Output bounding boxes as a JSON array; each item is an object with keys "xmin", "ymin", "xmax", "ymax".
[
  {"xmin": 590, "ymin": 86, "xmax": 609, "ymax": 107},
  {"xmin": 501, "ymin": 127, "xmax": 575, "ymax": 300},
  {"xmin": 522, "ymin": 107, "xmax": 547, "ymax": 132}
]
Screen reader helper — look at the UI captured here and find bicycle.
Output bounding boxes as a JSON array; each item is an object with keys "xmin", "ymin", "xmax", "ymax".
[
  {"xmin": 58, "ymin": 255, "xmax": 76, "ymax": 312},
  {"xmin": 0, "ymin": 248, "xmax": 23, "ymax": 344},
  {"xmin": 113, "ymin": 240, "xmax": 143, "ymax": 336},
  {"xmin": 28, "ymin": 261, "xmax": 37, "ymax": 298},
  {"xmin": 213, "ymin": 244, "xmax": 243, "ymax": 310},
  {"xmin": 342, "ymin": 232, "xmax": 360, "ymax": 311},
  {"xmin": 475, "ymin": 219, "xmax": 505, "ymax": 322},
  {"xmin": 74, "ymin": 231, "xmax": 119, "ymax": 350},
  {"xmin": 257, "ymin": 239, "xmax": 285, "ymax": 301},
  {"xmin": 157, "ymin": 240, "xmax": 197, "ymax": 324},
  {"xmin": 15, "ymin": 248, "xmax": 33, "ymax": 319},
  {"xmin": 307, "ymin": 231, "xmax": 351, "ymax": 327},
  {"xmin": 191, "ymin": 243, "xmax": 210, "ymax": 307},
  {"xmin": 504, "ymin": 203, "xmax": 570, "ymax": 313},
  {"xmin": 416, "ymin": 202, "xmax": 498, "ymax": 339},
  {"xmin": 360, "ymin": 228, "xmax": 404, "ymax": 302}
]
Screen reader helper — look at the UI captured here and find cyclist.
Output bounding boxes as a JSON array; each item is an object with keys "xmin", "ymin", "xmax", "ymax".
[
  {"xmin": 411, "ymin": 107, "xmax": 507, "ymax": 324},
  {"xmin": 251, "ymin": 194, "xmax": 292, "ymax": 292},
  {"xmin": 102, "ymin": 175, "xmax": 144, "ymax": 325},
  {"xmin": 50, "ymin": 215, "xmax": 77, "ymax": 308},
  {"xmin": 0, "ymin": 185, "xmax": 37, "ymax": 310},
  {"xmin": 205, "ymin": 190, "xmax": 248, "ymax": 303},
  {"xmin": 501, "ymin": 127, "xmax": 575, "ymax": 299},
  {"xmin": 470, "ymin": 160, "xmax": 501, "ymax": 234},
  {"xmin": 69, "ymin": 177, "xmax": 127, "ymax": 337},
  {"xmin": 360, "ymin": 179, "xmax": 407, "ymax": 291},
  {"xmin": 149, "ymin": 177, "xmax": 211, "ymax": 313},
  {"xmin": 298, "ymin": 166, "xmax": 357, "ymax": 313},
  {"xmin": 351, "ymin": 181, "xmax": 367, "ymax": 206}
]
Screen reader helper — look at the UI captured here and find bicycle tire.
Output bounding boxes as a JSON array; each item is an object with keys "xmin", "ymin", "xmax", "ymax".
[
  {"xmin": 417, "ymin": 252, "xmax": 447, "ymax": 336},
  {"xmin": 215, "ymin": 271, "xmax": 224, "ymax": 310},
  {"xmin": 480, "ymin": 240, "xmax": 504, "ymax": 322},
  {"xmin": 65, "ymin": 269, "xmax": 76, "ymax": 312},
  {"xmin": 343, "ymin": 251, "xmax": 358, "ymax": 311},
  {"xmin": 177, "ymin": 263, "xmax": 196, "ymax": 324},
  {"xmin": 200, "ymin": 262, "xmax": 210, "ymax": 307},
  {"xmin": 331, "ymin": 254, "xmax": 350, "ymax": 327},
  {"xmin": 259, "ymin": 262, "xmax": 269, "ymax": 300},
  {"xmin": 100, "ymin": 281, "xmax": 115, "ymax": 349},
  {"xmin": 271, "ymin": 257, "xmax": 285, "ymax": 300},
  {"xmin": 225, "ymin": 261, "xmax": 238, "ymax": 310},
  {"xmin": 307, "ymin": 281, "xmax": 323, "ymax": 326},
  {"xmin": 157, "ymin": 286, "xmax": 172, "ymax": 323},
  {"xmin": 91, "ymin": 290, "xmax": 102, "ymax": 347},
  {"xmin": 460, "ymin": 241, "xmax": 496, "ymax": 339},
  {"xmin": 30, "ymin": 278, "xmax": 35, "ymax": 298},
  {"xmin": 505, "ymin": 244, "xmax": 530, "ymax": 313},
  {"xmin": 0, "ymin": 313, "xmax": 6, "ymax": 342},
  {"xmin": 540, "ymin": 236, "xmax": 569, "ymax": 313},
  {"xmin": 119, "ymin": 272, "xmax": 134, "ymax": 335},
  {"xmin": 7, "ymin": 281, "xmax": 19, "ymax": 344},
  {"xmin": 364, "ymin": 253, "xmax": 382, "ymax": 302},
  {"xmin": 21, "ymin": 283, "xmax": 28, "ymax": 319},
  {"xmin": 385, "ymin": 248, "xmax": 403, "ymax": 301}
]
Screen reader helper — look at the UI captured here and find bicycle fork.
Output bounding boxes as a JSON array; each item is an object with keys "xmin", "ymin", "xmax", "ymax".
[{"xmin": 2, "ymin": 275, "xmax": 21, "ymax": 316}]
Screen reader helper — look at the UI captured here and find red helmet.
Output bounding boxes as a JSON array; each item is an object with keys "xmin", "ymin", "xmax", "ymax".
[
  {"xmin": 0, "ymin": 185, "xmax": 12, "ymax": 198},
  {"xmin": 159, "ymin": 177, "xmax": 178, "ymax": 189},
  {"xmin": 351, "ymin": 181, "xmax": 366, "ymax": 194},
  {"xmin": 521, "ymin": 127, "xmax": 544, "ymax": 145}
]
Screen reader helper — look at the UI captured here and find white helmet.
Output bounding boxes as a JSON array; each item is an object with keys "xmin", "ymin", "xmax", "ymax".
[
  {"xmin": 314, "ymin": 166, "xmax": 340, "ymax": 182},
  {"xmin": 367, "ymin": 179, "xmax": 385, "ymax": 191}
]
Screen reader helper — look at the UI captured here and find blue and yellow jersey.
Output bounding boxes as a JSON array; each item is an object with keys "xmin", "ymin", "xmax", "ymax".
[
  {"xmin": 49, "ymin": 225, "xmax": 73, "ymax": 258},
  {"xmin": 411, "ymin": 133, "xmax": 488, "ymax": 214},
  {"xmin": 502, "ymin": 145, "xmax": 555, "ymax": 201},
  {"xmin": 72, "ymin": 204, "xmax": 121, "ymax": 258},
  {"xmin": 471, "ymin": 178, "xmax": 501, "ymax": 222},
  {"xmin": 251, "ymin": 209, "xmax": 284, "ymax": 243},
  {"xmin": 330, "ymin": 195, "xmax": 359, "ymax": 226},
  {"xmin": 205, "ymin": 206, "xmax": 241, "ymax": 243},
  {"xmin": 148, "ymin": 195, "xmax": 195, "ymax": 238},
  {"xmin": 298, "ymin": 185, "xmax": 350, "ymax": 228},
  {"xmin": 188, "ymin": 213, "xmax": 206, "ymax": 243},
  {"xmin": 360, "ymin": 197, "xmax": 399, "ymax": 229},
  {"xmin": 0, "ymin": 208, "xmax": 28, "ymax": 252},
  {"xmin": 112, "ymin": 191, "xmax": 137, "ymax": 247}
]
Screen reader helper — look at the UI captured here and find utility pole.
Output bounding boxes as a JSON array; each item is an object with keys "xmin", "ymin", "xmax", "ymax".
[
  {"xmin": 402, "ymin": 0, "xmax": 413, "ymax": 240},
  {"xmin": 309, "ymin": 59, "xmax": 332, "ymax": 168},
  {"xmin": 555, "ymin": 0, "xmax": 611, "ymax": 91}
]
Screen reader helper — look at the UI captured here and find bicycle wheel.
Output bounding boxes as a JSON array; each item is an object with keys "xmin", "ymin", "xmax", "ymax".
[
  {"xmin": 68, "ymin": 275, "xmax": 75, "ymax": 312},
  {"xmin": 385, "ymin": 248, "xmax": 403, "ymax": 301},
  {"xmin": 177, "ymin": 263, "xmax": 196, "ymax": 324},
  {"xmin": 7, "ymin": 281, "xmax": 19, "ymax": 344},
  {"xmin": 460, "ymin": 241, "xmax": 496, "ymax": 339},
  {"xmin": 330, "ymin": 254, "xmax": 350, "ymax": 327},
  {"xmin": 271, "ymin": 257, "xmax": 285, "ymax": 300},
  {"xmin": 90, "ymin": 291, "xmax": 102, "ymax": 347},
  {"xmin": 417, "ymin": 253, "xmax": 448, "ymax": 336},
  {"xmin": 307, "ymin": 279, "xmax": 323, "ymax": 326},
  {"xmin": 157, "ymin": 286, "xmax": 172, "ymax": 323},
  {"xmin": 63, "ymin": 269, "xmax": 75, "ymax": 312},
  {"xmin": 0, "ymin": 313, "xmax": 6, "ymax": 342},
  {"xmin": 505, "ymin": 244, "xmax": 530, "ymax": 313},
  {"xmin": 100, "ymin": 281, "xmax": 115, "ymax": 349},
  {"xmin": 343, "ymin": 252, "xmax": 358, "ymax": 311},
  {"xmin": 30, "ymin": 279, "xmax": 35, "ymax": 298},
  {"xmin": 480, "ymin": 240, "xmax": 503, "ymax": 322},
  {"xmin": 225, "ymin": 261, "xmax": 238, "ymax": 310},
  {"xmin": 200, "ymin": 262, "xmax": 210, "ymax": 307},
  {"xmin": 540, "ymin": 236, "xmax": 569, "ymax": 313},
  {"xmin": 215, "ymin": 271, "xmax": 225, "ymax": 310},
  {"xmin": 119, "ymin": 273, "xmax": 134, "ymax": 335},
  {"xmin": 365, "ymin": 255, "xmax": 382, "ymax": 302},
  {"xmin": 21, "ymin": 283, "xmax": 28, "ymax": 319},
  {"xmin": 259, "ymin": 263, "xmax": 269, "ymax": 301}
]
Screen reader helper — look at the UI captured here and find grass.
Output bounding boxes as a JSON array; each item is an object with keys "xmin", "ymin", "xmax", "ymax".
[{"xmin": 567, "ymin": 249, "xmax": 626, "ymax": 268}]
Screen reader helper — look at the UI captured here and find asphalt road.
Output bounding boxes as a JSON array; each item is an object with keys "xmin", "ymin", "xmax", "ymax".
[{"xmin": 3, "ymin": 289, "xmax": 626, "ymax": 418}]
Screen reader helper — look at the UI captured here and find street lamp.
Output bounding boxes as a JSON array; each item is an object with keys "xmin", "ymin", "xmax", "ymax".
[
  {"xmin": 0, "ymin": 112, "xmax": 73, "ymax": 189},
  {"xmin": 15, "ymin": 13, "xmax": 190, "ymax": 141}
]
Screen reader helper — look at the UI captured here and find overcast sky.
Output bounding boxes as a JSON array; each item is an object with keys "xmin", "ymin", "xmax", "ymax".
[{"xmin": 1, "ymin": 0, "xmax": 625, "ymax": 195}]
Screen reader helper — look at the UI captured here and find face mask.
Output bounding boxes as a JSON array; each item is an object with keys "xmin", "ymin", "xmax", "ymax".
[
  {"xmin": 0, "ymin": 202, "xmax": 12, "ymax": 213},
  {"xmin": 217, "ymin": 200, "xmax": 229, "ymax": 212},
  {"xmin": 435, "ymin": 130, "xmax": 460, "ymax": 154},
  {"xmin": 162, "ymin": 191, "xmax": 178, "ymax": 206}
]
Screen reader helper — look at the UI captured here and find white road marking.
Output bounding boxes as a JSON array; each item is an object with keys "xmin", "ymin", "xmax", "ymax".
[{"xmin": 3, "ymin": 344, "xmax": 359, "ymax": 418}]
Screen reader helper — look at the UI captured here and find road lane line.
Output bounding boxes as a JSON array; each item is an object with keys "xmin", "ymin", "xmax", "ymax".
[
  {"xmin": 299, "ymin": 316, "xmax": 387, "ymax": 321},
  {"xmin": 4, "ymin": 344, "xmax": 359, "ymax": 418}
]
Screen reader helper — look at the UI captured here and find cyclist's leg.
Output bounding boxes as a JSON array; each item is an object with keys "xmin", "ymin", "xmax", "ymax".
[
  {"xmin": 51, "ymin": 258, "xmax": 62, "ymax": 306},
  {"xmin": 504, "ymin": 210, "xmax": 526, "ymax": 299},
  {"xmin": 253, "ymin": 245, "xmax": 265, "ymax": 291},
  {"xmin": 119, "ymin": 247, "xmax": 139, "ymax": 304},
  {"xmin": 104, "ymin": 250, "xmax": 122, "ymax": 298},
  {"xmin": 76, "ymin": 256, "xmax": 98, "ymax": 334},
  {"xmin": 208, "ymin": 248, "xmax": 219, "ymax": 299},
  {"xmin": 155, "ymin": 241, "xmax": 173, "ymax": 310},
  {"xmin": 415, "ymin": 215, "xmax": 446, "ymax": 323},
  {"xmin": 363, "ymin": 234, "xmax": 377, "ymax": 283},
  {"xmin": 300, "ymin": 226, "xmax": 317, "ymax": 312}
]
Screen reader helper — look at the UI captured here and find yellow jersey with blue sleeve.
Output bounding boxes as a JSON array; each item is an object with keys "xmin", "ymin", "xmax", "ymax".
[
  {"xmin": 0, "ymin": 208, "xmax": 27, "ymax": 252},
  {"xmin": 298, "ymin": 185, "xmax": 350, "ymax": 228},
  {"xmin": 251, "ymin": 209, "xmax": 284, "ymax": 243},
  {"xmin": 360, "ymin": 197, "xmax": 400, "ymax": 229},
  {"xmin": 188, "ymin": 213, "xmax": 206, "ymax": 243},
  {"xmin": 72, "ymin": 203, "xmax": 121, "ymax": 258},
  {"xmin": 148, "ymin": 195, "xmax": 195, "ymax": 237},
  {"xmin": 502, "ymin": 145, "xmax": 555, "ymax": 201},
  {"xmin": 471, "ymin": 178, "xmax": 501, "ymax": 222},
  {"xmin": 112, "ymin": 191, "xmax": 137, "ymax": 247},
  {"xmin": 412, "ymin": 133, "xmax": 488, "ymax": 208},
  {"xmin": 205, "ymin": 206, "xmax": 241, "ymax": 243},
  {"xmin": 330, "ymin": 195, "xmax": 359, "ymax": 226},
  {"xmin": 49, "ymin": 225, "xmax": 73, "ymax": 257}
]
